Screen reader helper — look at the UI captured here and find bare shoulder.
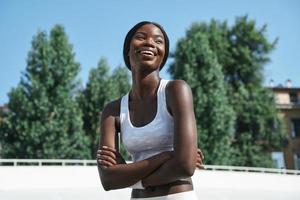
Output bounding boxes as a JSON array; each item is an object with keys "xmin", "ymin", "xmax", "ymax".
[
  {"xmin": 165, "ymin": 80, "xmax": 194, "ymax": 115},
  {"xmin": 100, "ymin": 97, "xmax": 123, "ymax": 134},
  {"xmin": 165, "ymin": 79, "xmax": 192, "ymax": 98},
  {"xmin": 101, "ymin": 98, "xmax": 122, "ymax": 119}
]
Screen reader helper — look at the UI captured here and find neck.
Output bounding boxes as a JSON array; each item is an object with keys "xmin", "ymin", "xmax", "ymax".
[{"xmin": 131, "ymin": 69, "xmax": 161, "ymax": 100}]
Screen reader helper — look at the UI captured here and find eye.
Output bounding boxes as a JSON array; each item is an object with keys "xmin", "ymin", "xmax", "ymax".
[
  {"xmin": 155, "ymin": 39, "xmax": 164, "ymax": 44},
  {"xmin": 134, "ymin": 34, "xmax": 145, "ymax": 41}
]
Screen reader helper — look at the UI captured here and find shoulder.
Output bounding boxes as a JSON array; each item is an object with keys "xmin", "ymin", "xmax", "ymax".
[
  {"xmin": 165, "ymin": 80, "xmax": 194, "ymax": 115},
  {"xmin": 101, "ymin": 98, "xmax": 122, "ymax": 119},
  {"xmin": 165, "ymin": 79, "xmax": 192, "ymax": 98}
]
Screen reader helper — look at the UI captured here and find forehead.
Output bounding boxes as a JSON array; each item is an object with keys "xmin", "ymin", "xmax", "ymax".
[{"xmin": 134, "ymin": 24, "xmax": 164, "ymax": 37}]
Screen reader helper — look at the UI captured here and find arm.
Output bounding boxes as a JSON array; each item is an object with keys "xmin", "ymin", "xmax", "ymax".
[
  {"xmin": 97, "ymin": 100, "xmax": 172, "ymax": 191},
  {"xmin": 98, "ymin": 147, "xmax": 205, "ymax": 169},
  {"xmin": 142, "ymin": 80, "xmax": 198, "ymax": 187}
]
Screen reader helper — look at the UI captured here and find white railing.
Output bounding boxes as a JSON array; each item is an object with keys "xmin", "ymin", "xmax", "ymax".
[
  {"xmin": 0, "ymin": 159, "xmax": 96, "ymax": 166},
  {"xmin": 204, "ymin": 164, "xmax": 300, "ymax": 175},
  {"xmin": 0, "ymin": 159, "xmax": 299, "ymax": 175}
]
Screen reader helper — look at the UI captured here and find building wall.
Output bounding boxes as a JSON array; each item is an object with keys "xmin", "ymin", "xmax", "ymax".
[{"xmin": 272, "ymin": 87, "xmax": 300, "ymax": 169}]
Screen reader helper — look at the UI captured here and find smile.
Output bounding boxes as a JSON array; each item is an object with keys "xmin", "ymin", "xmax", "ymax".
[{"xmin": 138, "ymin": 50, "xmax": 156, "ymax": 56}]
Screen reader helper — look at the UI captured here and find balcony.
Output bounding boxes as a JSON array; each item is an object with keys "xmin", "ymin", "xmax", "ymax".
[{"xmin": 276, "ymin": 102, "xmax": 300, "ymax": 109}]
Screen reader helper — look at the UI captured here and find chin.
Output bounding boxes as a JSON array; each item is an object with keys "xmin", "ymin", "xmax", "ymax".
[{"xmin": 138, "ymin": 62, "xmax": 160, "ymax": 72}]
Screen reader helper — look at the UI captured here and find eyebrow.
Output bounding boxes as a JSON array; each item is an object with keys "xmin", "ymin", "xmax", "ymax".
[{"xmin": 134, "ymin": 31, "xmax": 164, "ymax": 39}]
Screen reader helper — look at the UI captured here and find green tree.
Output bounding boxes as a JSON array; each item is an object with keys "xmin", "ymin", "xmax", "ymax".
[
  {"xmin": 170, "ymin": 16, "xmax": 285, "ymax": 167},
  {"xmin": 79, "ymin": 58, "xmax": 131, "ymax": 159},
  {"xmin": 0, "ymin": 25, "xmax": 90, "ymax": 159},
  {"xmin": 0, "ymin": 105, "xmax": 9, "ymax": 155},
  {"xmin": 110, "ymin": 66, "xmax": 132, "ymax": 160},
  {"xmin": 170, "ymin": 32, "xmax": 235, "ymax": 165}
]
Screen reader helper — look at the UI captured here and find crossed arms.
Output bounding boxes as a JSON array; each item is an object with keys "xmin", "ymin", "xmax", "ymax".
[{"xmin": 97, "ymin": 80, "xmax": 204, "ymax": 191}]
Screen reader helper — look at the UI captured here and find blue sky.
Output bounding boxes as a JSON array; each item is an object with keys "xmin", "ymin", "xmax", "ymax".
[{"xmin": 0, "ymin": 0, "xmax": 299, "ymax": 104}]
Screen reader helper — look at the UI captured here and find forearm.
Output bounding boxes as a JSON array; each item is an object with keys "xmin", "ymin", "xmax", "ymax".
[
  {"xmin": 98, "ymin": 151, "xmax": 171, "ymax": 191},
  {"xmin": 142, "ymin": 156, "xmax": 196, "ymax": 187}
]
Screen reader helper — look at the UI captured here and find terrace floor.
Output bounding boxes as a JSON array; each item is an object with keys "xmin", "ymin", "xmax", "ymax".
[{"xmin": 1, "ymin": 164, "xmax": 300, "ymax": 200}]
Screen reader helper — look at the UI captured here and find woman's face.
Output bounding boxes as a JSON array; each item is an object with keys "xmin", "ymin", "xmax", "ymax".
[{"xmin": 128, "ymin": 24, "xmax": 165, "ymax": 72}]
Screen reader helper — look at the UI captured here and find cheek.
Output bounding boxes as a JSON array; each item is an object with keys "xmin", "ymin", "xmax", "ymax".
[
  {"xmin": 128, "ymin": 46, "xmax": 137, "ymax": 67},
  {"xmin": 128, "ymin": 40, "xmax": 140, "ymax": 58},
  {"xmin": 128, "ymin": 44, "xmax": 136, "ymax": 59},
  {"xmin": 158, "ymin": 46, "xmax": 166, "ymax": 59}
]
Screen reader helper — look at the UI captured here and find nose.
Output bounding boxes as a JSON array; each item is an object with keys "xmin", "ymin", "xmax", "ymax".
[{"xmin": 144, "ymin": 37, "xmax": 155, "ymax": 47}]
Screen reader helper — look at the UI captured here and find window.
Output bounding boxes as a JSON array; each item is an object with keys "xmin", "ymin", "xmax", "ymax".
[
  {"xmin": 294, "ymin": 153, "xmax": 300, "ymax": 170},
  {"xmin": 289, "ymin": 92, "xmax": 298, "ymax": 104},
  {"xmin": 291, "ymin": 119, "xmax": 300, "ymax": 138},
  {"xmin": 271, "ymin": 152, "xmax": 285, "ymax": 169}
]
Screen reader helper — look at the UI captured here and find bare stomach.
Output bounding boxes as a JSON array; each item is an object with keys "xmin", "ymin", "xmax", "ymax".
[{"xmin": 131, "ymin": 178, "xmax": 193, "ymax": 198}]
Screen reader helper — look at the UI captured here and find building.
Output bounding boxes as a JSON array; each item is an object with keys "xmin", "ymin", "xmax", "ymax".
[{"xmin": 270, "ymin": 80, "xmax": 300, "ymax": 170}]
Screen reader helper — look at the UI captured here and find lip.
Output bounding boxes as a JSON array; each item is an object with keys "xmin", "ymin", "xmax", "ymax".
[{"xmin": 137, "ymin": 48, "xmax": 157, "ymax": 56}]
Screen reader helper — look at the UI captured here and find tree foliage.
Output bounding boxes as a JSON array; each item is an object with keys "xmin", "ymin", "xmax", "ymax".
[
  {"xmin": 0, "ymin": 25, "xmax": 90, "ymax": 159},
  {"xmin": 170, "ymin": 16, "xmax": 285, "ymax": 167},
  {"xmin": 170, "ymin": 32, "xmax": 235, "ymax": 165},
  {"xmin": 79, "ymin": 58, "xmax": 131, "ymax": 159}
]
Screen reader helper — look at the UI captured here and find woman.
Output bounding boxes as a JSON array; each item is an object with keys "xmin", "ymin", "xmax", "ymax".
[{"xmin": 97, "ymin": 21, "xmax": 204, "ymax": 200}]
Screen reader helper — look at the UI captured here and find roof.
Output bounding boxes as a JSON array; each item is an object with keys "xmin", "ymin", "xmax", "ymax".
[{"xmin": 267, "ymin": 87, "xmax": 300, "ymax": 92}]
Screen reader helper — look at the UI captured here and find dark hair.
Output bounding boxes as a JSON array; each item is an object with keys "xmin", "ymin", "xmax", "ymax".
[{"xmin": 123, "ymin": 21, "xmax": 169, "ymax": 71}]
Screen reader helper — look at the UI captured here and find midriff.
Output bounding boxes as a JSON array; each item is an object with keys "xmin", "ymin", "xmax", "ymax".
[{"xmin": 131, "ymin": 178, "xmax": 193, "ymax": 198}]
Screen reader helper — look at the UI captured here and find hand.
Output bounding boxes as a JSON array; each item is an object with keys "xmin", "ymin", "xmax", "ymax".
[
  {"xmin": 97, "ymin": 146, "xmax": 117, "ymax": 167},
  {"xmin": 196, "ymin": 148, "xmax": 205, "ymax": 169}
]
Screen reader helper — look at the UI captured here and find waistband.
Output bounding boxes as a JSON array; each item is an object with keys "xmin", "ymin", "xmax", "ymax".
[{"xmin": 130, "ymin": 190, "xmax": 198, "ymax": 200}]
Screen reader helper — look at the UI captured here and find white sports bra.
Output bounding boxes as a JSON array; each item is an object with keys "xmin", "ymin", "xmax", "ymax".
[{"xmin": 120, "ymin": 79, "xmax": 174, "ymax": 162}]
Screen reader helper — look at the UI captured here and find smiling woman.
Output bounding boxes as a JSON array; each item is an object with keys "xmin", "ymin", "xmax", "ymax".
[
  {"xmin": 123, "ymin": 21, "xmax": 169, "ymax": 72},
  {"xmin": 96, "ymin": 21, "xmax": 203, "ymax": 200}
]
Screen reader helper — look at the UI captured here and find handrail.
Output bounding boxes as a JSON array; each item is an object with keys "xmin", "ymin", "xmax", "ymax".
[
  {"xmin": 0, "ymin": 159, "xmax": 96, "ymax": 166},
  {"xmin": 204, "ymin": 164, "xmax": 300, "ymax": 175},
  {"xmin": 0, "ymin": 159, "xmax": 299, "ymax": 175}
]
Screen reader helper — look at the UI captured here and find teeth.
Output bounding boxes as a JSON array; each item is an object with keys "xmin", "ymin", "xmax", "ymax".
[{"xmin": 140, "ymin": 50, "xmax": 154, "ymax": 56}]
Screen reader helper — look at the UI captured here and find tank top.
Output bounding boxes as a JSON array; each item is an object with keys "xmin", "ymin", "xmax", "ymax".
[{"xmin": 120, "ymin": 79, "xmax": 174, "ymax": 162}]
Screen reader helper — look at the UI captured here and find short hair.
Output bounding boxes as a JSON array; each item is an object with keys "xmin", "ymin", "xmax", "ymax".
[{"xmin": 123, "ymin": 21, "xmax": 169, "ymax": 71}]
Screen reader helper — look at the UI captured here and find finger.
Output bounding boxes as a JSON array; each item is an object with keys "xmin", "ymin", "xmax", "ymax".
[
  {"xmin": 102, "ymin": 146, "xmax": 116, "ymax": 153},
  {"xmin": 99, "ymin": 155, "xmax": 117, "ymax": 165},
  {"xmin": 97, "ymin": 159, "xmax": 113, "ymax": 167},
  {"xmin": 197, "ymin": 149, "xmax": 204, "ymax": 160},
  {"xmin": 196, "ymin": 154, "xmax": 202, "ymax": 161},
  {"xmin": 96, "ymin": 154, "xmax": 101, "ymax": 159},
  {"xmin": 97, "ymin": 146, "xmax": 116, "ymax": 154},
  {"xmin": 195, "ymin": 158, "xmax": 205, "ymax": 169},
  {"xmin": 98, "ymin": 149, "xmax": 117, "ymax": 160},
  {"xmin": 196, "ymin": 159, "xmax": 203, "ymax": 166},
  {"xmin": 197, "ymin": 150, "xmax": 204, "ymax": 160},
  {"xmin": 96, "ymin": 153, "xmax": 116, "ymax": 164},
  {"xmin": 197, "ymin": 149, "xmax": 201, "ymax": 158},
  {"xmin": 196, "ymin": 162, "xmax": 203, "ymax": 168},
  {"xmin": 196, "ymin": 156, "xmax": 203, "ymax": 165},
  {"xmin": 197, "ymin": 164, "xmax": 205, "ymax": 170},
  {"xmin": 97, "ymin": 159, "xmax": 109, "ymax": 167}
]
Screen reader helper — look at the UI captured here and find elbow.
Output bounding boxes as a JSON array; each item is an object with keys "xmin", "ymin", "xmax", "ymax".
[
  {"xmin": 102, "ymin": 182, "xmax": 112, "ymax": 191},
  {"xmin": 181, "ymin": 163, "xmax": 195, "ymax": 177},
  {"xmin": 176, "ymin": 159, "xmax": 195, "ymax": 177},
  {"xmin": 100, "ymin": 175, "xmax": 116, "ymax": 191},
  {"xmin": 98, "ymin": 166, "xmax": 113, "ymax": 191}
]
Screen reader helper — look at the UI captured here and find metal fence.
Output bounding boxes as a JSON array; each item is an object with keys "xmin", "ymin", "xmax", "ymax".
[{"xmin": 1, "ymin": 159, "xmax": 299, "ymax": 175}]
